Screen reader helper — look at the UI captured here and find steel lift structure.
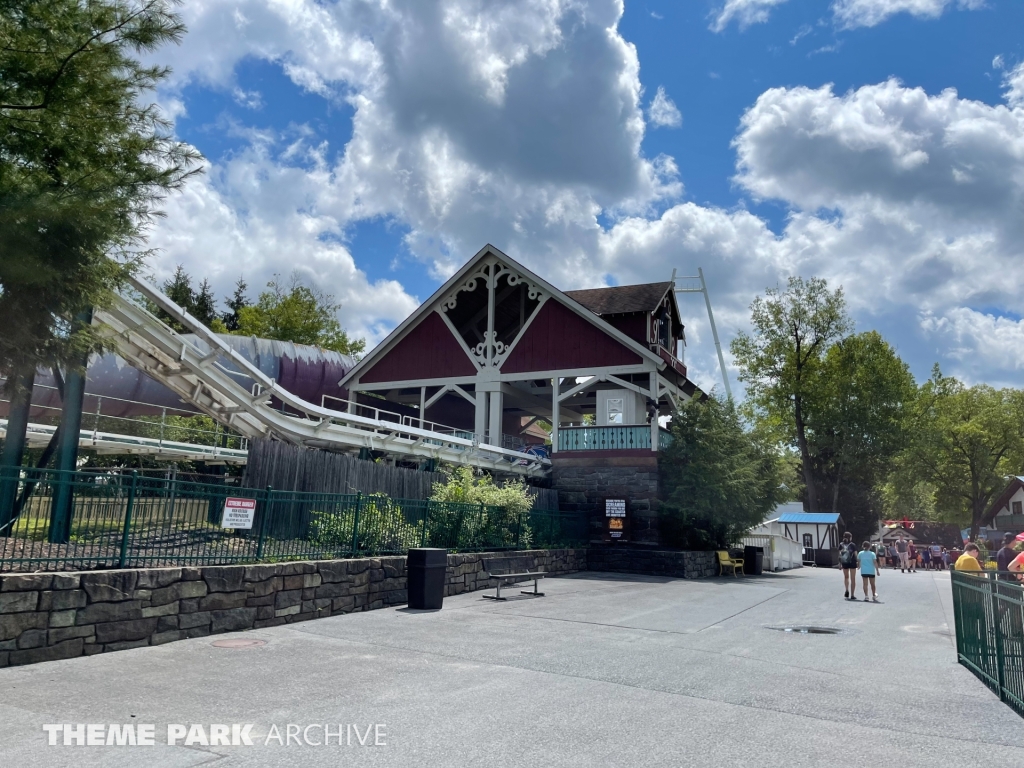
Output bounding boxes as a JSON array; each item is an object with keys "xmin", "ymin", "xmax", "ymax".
[{"xmin": 89, "ymin": 278, "xmax": 550, "ymax": 478}]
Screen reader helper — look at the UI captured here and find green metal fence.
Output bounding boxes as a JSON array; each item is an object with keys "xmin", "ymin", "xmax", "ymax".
[
  {"xmin": 0, "ymin": 467, "xmax": 586, "ymax": 573},
  {"xmin": 951, "ymin": 569, "xmax": 1024, "ymax": 717}
]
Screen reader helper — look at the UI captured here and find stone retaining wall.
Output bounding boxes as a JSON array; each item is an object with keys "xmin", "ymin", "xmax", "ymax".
[
  {"xmin": 0, "ymin": 548, "xmax": 585, "ymax": 668},
  {"xmin": 587, "ymin": 547, "xmax": 718, "ymax": 579}
]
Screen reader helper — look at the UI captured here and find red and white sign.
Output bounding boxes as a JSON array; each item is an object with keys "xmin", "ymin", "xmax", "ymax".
[{"xmin": 221, "ymin": 497, "xmax": 257, "ymax": 529}]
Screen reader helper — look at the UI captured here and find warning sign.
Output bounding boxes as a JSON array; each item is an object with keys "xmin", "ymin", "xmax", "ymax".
[
  {"xmin": 221, "ymin": 497, "xmax": 257, "ymax": 529},
  {"xmin": 605, "ymin": 499, "xmax": 626, "ymax": 517}
]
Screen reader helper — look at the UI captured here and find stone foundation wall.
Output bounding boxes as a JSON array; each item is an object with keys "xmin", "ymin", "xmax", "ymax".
[
  {"xmin": 0, "ymin": 548, "xmax": 584, "ymax": 668},
  {"xmin": 552, "ymin": 456, "xmax": 661, "ymax": 545},
  {"xmin": 587, "ymin": 547, "xmax": 718, "ymax": 579}
]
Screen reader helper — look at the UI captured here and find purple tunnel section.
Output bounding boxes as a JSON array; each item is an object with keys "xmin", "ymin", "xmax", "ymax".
[{"xmin": 1, "ymin": 335, "xmax": 356, "ymax": 419}]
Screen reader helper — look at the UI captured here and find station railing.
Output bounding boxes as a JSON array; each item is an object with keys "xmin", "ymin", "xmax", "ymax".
[{"xmin": 0, "ymin": 467, "xmax": 587, "ymax": 573}]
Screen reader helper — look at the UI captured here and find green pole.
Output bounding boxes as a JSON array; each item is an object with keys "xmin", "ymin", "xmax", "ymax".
[
  {"xmin": 118, "ymin": 471, "xmax": 138, "ymax": 568},
  {"xmin": 256, "ymin": 486, "xmax": 272, "ymax": 561},
  {"xmin": 0, "ymin": 368, "xmax": 35, "ymax": 533},
  {"xmin": 49, "ymin": 310, "xmax": 92, "ymax": 544},
  {"xmin": 515, "ymin": 508, "xmax": 523, "ymax": 550},
  {"xmin": 351, "ymin": 492, "xmax": 362, "ymax": 556},
  {"xmin": 420, "ymin": 499, "xmax": 430, "ymax": 548}
]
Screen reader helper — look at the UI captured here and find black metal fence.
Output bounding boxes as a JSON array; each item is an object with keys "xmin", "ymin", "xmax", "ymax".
[
  {"xmin": 0, "ymin": 467, "xmax": 587, "ymax": 572},
  {"xmin": 951, "ymin": 569, "xmax": 1024, "ymax": 717}
]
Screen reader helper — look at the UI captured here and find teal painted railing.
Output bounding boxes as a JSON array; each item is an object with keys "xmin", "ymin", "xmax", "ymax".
[
  {"xmin": 557, "ymin": 425, "xmax": 674, "ymax": 452},
  {"xmin": 0, "ymin": 467, "xmax": 587, "ymax": 573}
]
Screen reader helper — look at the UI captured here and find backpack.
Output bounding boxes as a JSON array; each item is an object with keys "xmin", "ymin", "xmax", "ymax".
[{"xmin": 840, "ymin": 542, "xmax": 857, "ymax": 566}]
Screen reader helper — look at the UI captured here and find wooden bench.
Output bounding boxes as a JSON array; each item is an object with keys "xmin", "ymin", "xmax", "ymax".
[
  {"xmin": 482, "ymin": 556, "xmax": 546, "ymax": 600},
  {"xmin": 717, "ymin": 550, "xmax": 744, "ymax": 577}
]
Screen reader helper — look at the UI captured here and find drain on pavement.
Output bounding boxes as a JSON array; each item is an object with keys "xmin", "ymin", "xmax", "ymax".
[
  {"xmin": 211, "ymin": 638, "xmax": 267, "ymax": 648},
  {"xmin": 767, "ymin": 626, "xmax": 843, "ymax": 635}
]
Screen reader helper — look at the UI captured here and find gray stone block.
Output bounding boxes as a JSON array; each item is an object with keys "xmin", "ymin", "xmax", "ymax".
[
  {"xmin": 178, "ymin": 612, "xmax": 212, "ymax": 630},
  {"xmin": 180, "ymin": 567, "xmax": 203, "ymax": 580},
  {"xmin": 48, "ymin": 625, "xmax": 95, "ymax": 644},
  {"xmin": 76, "ymin": 600, "xmax": 142, "ymax": 625},
  {"xmin": 81, "ymin": 571, "xmax": 138, "ymax": 602},
  {"xmin": 51, "ymin": 574, "xmax": 81, "ymax": 590},
  {"xmin": 39, "ymin": 589, "xmax": 87, "ymax": 611},
  {"xmin": 156, "ymin": 615, "xmax": 179, "ymax": 633},
  {"xmin": 244, "ymin": 563, "xmax": 281, "ymax": 582},
  {"xmin": 0, "ymin": 574, "xmax": 52, "ymax": 591},
  {"xmin": 0, "ymin": 611, "xmax": 48, "ymax": 641},
  {"xmin": 141, "ymin": 602, "xmax": 179, "ymax": 618},
  {"xmin": 150, "ymin": 580, "xmax": 207, "ymax": 606},
  {"xmin": 317, "ymin": 561, "xmax": 349, "ymax": 582},
  {"xmin": 199, "ymin": 591, "xmax": 247, "ymax": 611},
  {"xmin": 103, "ymin": 638, "xmax": 150, "ymax": 652},
  {"xmin": 245, "ymin": 594, "xmax": 275, "ymax": 607},
  {"xmin": 94, "ymin": 618, "xmax": 159, "ymax": 644},
  {"xmin": 151, "ymin": 630, "xmax": 184, "ymax": 645},
  {"xmin": 8, "ymin": 638, "xmax": 84, "ymax": 666},
  {"xmin": 49, "ymin": 610, "xmax": 77, "ymax": 628},
  {"xmin": 17, "ymin": 629, "xmax": 46, "ymax": 649},
  {"xmin": 203, "ymin": 565, "xmax": 246, "ymax": 593},
  {"xmin": 249, "ymin": 578, "xmax": 280, "ymax": 597},
  {"xmin": 275, "ymin": 605, "xmax": 301, "ymax": 617},
  {"xmin": 274, "ymin": 589, "xmax": 303, "ymax": 609},
  {"xmin": 0, "ymin": 591, "xmax": 39, "ymax": 613},
  {"xmin": 135, "ymin": 568, "xmax": 182, "ymax": 589},
  {"xmin": 210, "ymin": 607, "xmax": 257, "ymax": 633}
]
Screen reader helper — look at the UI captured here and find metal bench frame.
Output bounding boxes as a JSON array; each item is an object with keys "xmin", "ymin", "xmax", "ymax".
[{"xmin": 482, "ymin": 560, "xmax": 546, "ymax": 600}]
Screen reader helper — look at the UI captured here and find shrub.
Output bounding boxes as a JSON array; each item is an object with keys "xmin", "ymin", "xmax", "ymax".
[{"xmin": 429, "ymin": 467, "xmax": 534, "ymax": 549}]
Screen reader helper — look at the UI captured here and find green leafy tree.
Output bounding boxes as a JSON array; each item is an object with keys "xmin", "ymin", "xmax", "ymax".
[
  {"xmin": 731, "ymin": 277, "xmax": 852, "ymax": 512},
  {"xmin": 0, "ymin": 0, "xmax": 201, "ymax": 388},
  {"xmin": 659, "ymin": 396, "xmax": 784, "ymax": 550},
  {"xmin": 235, "ymin": 275, "xmax": 366, "ymax": 356},
  {"xmin": 895, "ymin": 368, "xmax": 1024, "ymax": 539},
  {"xmin": 813, "ymin": 331, "xmax": 915, "ymax": 518}
]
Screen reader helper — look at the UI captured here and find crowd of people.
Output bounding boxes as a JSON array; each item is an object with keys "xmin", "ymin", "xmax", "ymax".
[{"xmin": 838, "ymin": 531, "xmax": 1024, "ymax": 601}]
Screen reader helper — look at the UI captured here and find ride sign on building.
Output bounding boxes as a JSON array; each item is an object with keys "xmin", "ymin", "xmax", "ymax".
[{"xmin": 220, "ymin": 498, "xmax": 257, "ymax": 529}]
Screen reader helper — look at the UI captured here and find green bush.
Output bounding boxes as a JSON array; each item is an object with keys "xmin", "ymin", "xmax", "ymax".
[
  {"xmin": 429, "ymin": 467, "xmax": 534, "ymax": 550},
  {"xmin": 308, "ymin": 493, "xmax": 420, "ymax": 554}
]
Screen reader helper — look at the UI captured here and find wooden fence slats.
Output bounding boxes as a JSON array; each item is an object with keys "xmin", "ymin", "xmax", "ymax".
[{"xmin": 242, "ymin": 440, "xmax": 559, "ymax": 511}]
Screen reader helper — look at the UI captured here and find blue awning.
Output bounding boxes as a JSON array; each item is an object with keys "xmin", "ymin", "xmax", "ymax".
[{"xmin": 777, "ymin": 512, "xmax": 841, "ymax": 524}]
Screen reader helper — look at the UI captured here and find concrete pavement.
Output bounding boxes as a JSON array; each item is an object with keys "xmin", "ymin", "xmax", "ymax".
[{"xmin": 1, "ymin": 564, "xmax": 1021, "ymax": 767}]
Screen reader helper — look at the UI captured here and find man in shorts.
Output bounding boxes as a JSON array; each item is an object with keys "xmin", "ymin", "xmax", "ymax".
[
  {"xmin": 839, "ymin": 531, "xmax": 859, "ymax": 600},
  {"xmin": 895, "ymin": 535, "xmax": 910, "ymax": 572}
]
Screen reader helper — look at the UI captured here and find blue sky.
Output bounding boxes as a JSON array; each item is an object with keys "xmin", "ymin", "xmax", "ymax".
[{"xmin": 148, "ymin": 0, "xmax": 1024, "ymax": 393}]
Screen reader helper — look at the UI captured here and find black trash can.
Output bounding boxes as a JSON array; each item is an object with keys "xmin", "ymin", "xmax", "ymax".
[
  {"xmin": 407, "ymin": 548, "xmax": 447, "ymax": 609},
  {"xmin": 743, "ymin": 546, "xmax": 764, "ymax": 576}
]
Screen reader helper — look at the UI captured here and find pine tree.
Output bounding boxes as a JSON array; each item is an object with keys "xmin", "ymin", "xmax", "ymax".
[
  {"xmin": 0, "ymin": 0, "xmax": 201, "ymax": 384},
  {"xmin": 192, "ymin": 278, "xmax": 218, "ymax": 327},
  {"xmin": 221, "ymin": 277, "xmax": 249, "ymax": 332}
]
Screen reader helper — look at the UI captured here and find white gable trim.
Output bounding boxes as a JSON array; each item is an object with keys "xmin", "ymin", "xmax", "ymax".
[{"xmin": 342, "ymin": 244, "xmax": 667, "ymax": 387}]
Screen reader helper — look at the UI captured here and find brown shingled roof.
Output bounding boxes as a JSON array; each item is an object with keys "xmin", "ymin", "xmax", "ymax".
[{"xmin": 565, "ymin": 282, "xmax": 674, "ymax": 315}]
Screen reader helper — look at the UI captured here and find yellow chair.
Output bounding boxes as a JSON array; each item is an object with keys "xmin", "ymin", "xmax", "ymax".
[{"xmin": 717, "ymin": 550, "xmax": 744, "ymax": 577}]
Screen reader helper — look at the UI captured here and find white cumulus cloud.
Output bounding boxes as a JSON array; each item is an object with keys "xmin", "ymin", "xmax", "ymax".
[
  {"xmin": 832, "ymin": 0, "xmax": 986, "ymax": 30},
  {"xmin": 648, "ymin": 86, "xmax": 682, "ymax": 128},
  {"xmin": 710, "ymin": 0, "xmax": 790, "ymax": 32}
]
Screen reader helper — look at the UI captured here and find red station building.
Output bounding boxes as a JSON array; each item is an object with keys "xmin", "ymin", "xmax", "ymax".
[{"xmin": 340, "ymin": 244, "xmax": 705, "ymax": 544}]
